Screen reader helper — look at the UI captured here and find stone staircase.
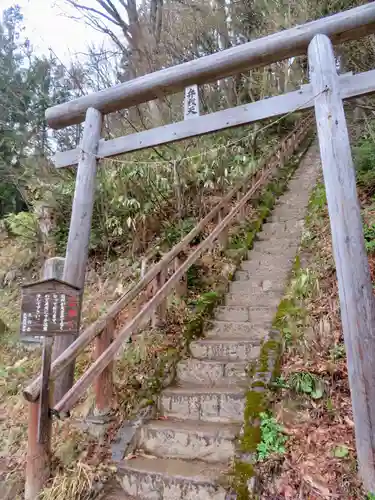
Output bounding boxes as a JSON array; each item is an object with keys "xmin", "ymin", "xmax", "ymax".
[{"xmin": 116, "ymin": 144, "xmax": 320, "ymax": 499}]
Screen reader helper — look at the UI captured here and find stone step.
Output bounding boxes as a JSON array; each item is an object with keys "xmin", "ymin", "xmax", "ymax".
[
  {"xmin": 272, "ymin": 201, "xmax": 305, "ymax": 212},
  {"xmin": 215, "ymin": 305, "xmax": 276, "ymax": 323},
  {"xmin": 177, "ymin": 358, "xmax": 248, "ymax": 385},
  {"xmin": 224, "ymin": 291, "xmax": 281, "ymax": 308},
  {"xmin": 138, "ymin": 419, "xmax": 240, "ymax": 463},
  {"xmin": 288, "ymin": 179, "xmax": 315, "ymax": 190},
  {"xmin": 229, "ymin": 277, "xmax": 285, "ymax": 294},
  {"xmin": 190, "ymin": 337, "xmax": 261, "ymax": 361},
  {"xmin": 246, "ymin": 250, "xmax": 294, "ymax": 265},
  {"xmin": 258, "ymin": 220, "xmax": 304, "ymax": 239},
  {"xmin": 215, "ymin": 306, "xmax": 248, "ymax": 322},
  {"xmin": 205, "ymin": 320, "xmax": 270, "ymax": 339},
  {"xmin": 270, "ymin": 206, "xmax": 305, "ymax": 220},
  {"xmin": 274, "ymin": 196, "xmax": 309, "ymax": 210},
  {"xmin": 270, "ymin": 213, "xmax": 304, "ymax": 223},
  {"xmin": 238, "ymin": 262, "xmax": 289, "ymax": 281},
  {"xmin": 104, "ymin": 483, "xmax": 135, "ymax": 500},
  {"xmin": 251, "ymin": 238, "xmax": 298, "ymax": 256},
  {"xmin": 241, "ymin": 254, "xmax": 293, "ymax": 271},
  {"xmin": 118, "ymin": 457, "xmax": 228, "ymax": 499},
  {"xmin": 159, "ymin": 384, "xmax": 245, "ymax": 423}
]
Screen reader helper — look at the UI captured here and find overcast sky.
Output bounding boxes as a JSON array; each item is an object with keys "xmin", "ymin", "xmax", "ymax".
[{"xmin": 2, "ymin": 0, "xmax": 105, "ymax": 61}]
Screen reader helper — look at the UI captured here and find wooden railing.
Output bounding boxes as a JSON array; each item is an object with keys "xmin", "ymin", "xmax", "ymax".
[
  {"xmin": 24, "ymin": 116, "xmax": 312, "ymax": 497},
  {"xmin": 24, "ymin": 118, "xmax": 311, "ymax": 405}
]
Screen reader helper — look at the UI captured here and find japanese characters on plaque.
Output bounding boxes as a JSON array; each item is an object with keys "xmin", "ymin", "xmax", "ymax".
[
  {"xmin": 184, "ymin": 85, "xmax": 200, "ymax": 120},
  {"xmin": 20, "ymin": 279, "xmax": 82, "ymax": 337}
]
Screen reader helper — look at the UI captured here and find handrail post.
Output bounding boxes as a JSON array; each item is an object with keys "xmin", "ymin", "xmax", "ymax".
[
  {"xmin": 25, "ymin": 402, "xmax": 50, "ymax": 500},
  {"xmin": 309, "ymin": 33, "xmax": 375, "ymax": 492},
  {"xmin": 152, "ymin": 268, "xmax": 167, "ymax": 327},
  {"xmin": 94, "ymin": 319, "xmax": 114, "ymax": 414},
  {"xmin": 52, "ymin": 107, "xmax": 102, "ymax": 404},
  {"xmin": 218, "ymin": 205, "xmax": 229, "ymax": 249},
  {"xmin": 236, "ymin": 191, "xmax": 245, "ymax": 222},
  {"xmin": 174, "ymin": 253, "xmax": 187, "ymax": 298}
]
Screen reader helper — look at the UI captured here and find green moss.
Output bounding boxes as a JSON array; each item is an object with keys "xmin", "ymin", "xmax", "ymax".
[
  {"xmin": 244, "ymin": 390, "xmax": 267, "ymax": 421},
  {"xmin": 225, "ymin": 247, "xmax": 247, "ymax": 262},
  {"xmin": 183, "ymin": 289, "xmax": 222, "ymax": 341},
  {"xmin": 251, "ymin": 380, "xmax": 266, "ymax": 389},
  {"xmin": 186, "ymin": 263, "xmax": 202, "ymax": 288},
  {"xmin": 231, "ymin": 461, "xmax": 255, "ymax": 500},
  {"xmin": 259, "ymin": 339, "xmax": 282, "ymax": 374},
  {"xmin": 184, "ymin": 315, "xmax": 204, "ymax": 339},
  {"xmin": 240, "ymin": 425, "xmax": 262, "ymax": 452},
  {"xmin": 195, "ymin": 290, "xmax": 220, "ymax": 312}
]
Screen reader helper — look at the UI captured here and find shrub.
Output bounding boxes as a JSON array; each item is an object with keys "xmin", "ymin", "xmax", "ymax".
[
  {"xmin": 354, "ymin": 135, "xmax": 375, "ymax": 194},
  {"xmin": 4, "ymin": 211, "xmax": 40, "ymax": 245},
  {"xmin": 363, "ymin": 222, "xmax": 375, "ymax": 254}
]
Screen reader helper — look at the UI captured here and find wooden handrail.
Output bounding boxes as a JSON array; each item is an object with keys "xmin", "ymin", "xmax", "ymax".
[
  {"xmin": 52, "ymin": 158, "xmax": 281, "ymax": 413},
  {"xmin": 23, "ymin": 117, "xmax": 311, "ymax": 403},
  {"xmin": 52, "ymin": 119, "xmax": 312, "ymax": 414}
]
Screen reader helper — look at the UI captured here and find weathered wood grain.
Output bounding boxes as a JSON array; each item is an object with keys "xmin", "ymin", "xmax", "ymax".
[
  {"xmin": 46, "ymin": 3, "xmax": 375, "ymax": 129},
  {"xmin": 94, "ymin": 319, "xmax": 114, "ymax": 413},
  {"xmin": 37, "ymin": 337, "xmax": 53, "ymax": 443},
  {"xmin": 54, "ymin": 86, "xmax": 313, "ymax": 168},
  {"xmin": 54, "ymin": 69, "xmax": 375, "ymax": 169},
  {"xmin": 52, "ymin": 107, "xmax": 102, "ymax": 404},
  {"xmin": 309, "ymin": 33, "xmax": 375, "ymax": 492}
]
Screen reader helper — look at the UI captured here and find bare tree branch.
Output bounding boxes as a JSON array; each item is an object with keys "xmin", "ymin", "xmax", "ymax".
[{"xmin": 65, "ymin": 0, "xmax": 122, "ymax": 26}]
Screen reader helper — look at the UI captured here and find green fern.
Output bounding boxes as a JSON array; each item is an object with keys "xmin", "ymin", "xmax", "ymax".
[
  {"xmin": 257, "ymin": 411, "xmax": 287, "ymax": 461},
  {"xmin": 5, "ymin": 211, "xmax": 39, "ymax": 244},
  {"xmin": 288, "ymin": 372, "xmax": 324, "ymax": 399}
]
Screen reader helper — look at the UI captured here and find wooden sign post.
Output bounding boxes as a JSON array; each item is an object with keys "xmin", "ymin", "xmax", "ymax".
[
  {"xmin": 21, "ymin": 279, "xmax": 82, "ymax": 443},
  {"xmin": 24, "ymin": 259, "xmax": 82, "ymax": 500},
  {"xmin": 20, "ymin": 279, "xmax": 82, "ymax": 338}
]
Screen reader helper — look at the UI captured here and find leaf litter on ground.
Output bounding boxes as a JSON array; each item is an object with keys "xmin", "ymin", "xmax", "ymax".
[{"xmin": 256, "ymin": 178, "xmax": 369, "ymax": 499}]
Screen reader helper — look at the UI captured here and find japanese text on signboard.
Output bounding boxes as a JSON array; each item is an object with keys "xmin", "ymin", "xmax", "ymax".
[{"xmin": 20, "ymin": 280, "xmax": 81, "ymax": 337}]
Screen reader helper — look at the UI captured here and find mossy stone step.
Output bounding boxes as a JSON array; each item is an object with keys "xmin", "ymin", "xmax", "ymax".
[
  {"xmin": 137, "ymin": 419, "xmax": 240, "ymax": 463},
  {"xmin": 177, "ymin": 358, "xmax": 248, "ymax": 385},
  {"xmin": 224, "ymin": 291, "xmax": 281, "ymax": 308},
  {"xmin": 215, "ymin": 306, "xmax": 276, "ymax": 323},
  {"xmin": 118, "ymin": 457, "xmax": 228, "ymax": 499},
  {"xmin": 159, "ymin": 384, "xmax": 245, "ymax": 423},
  {"xmin": 205, "ymin": 320, "xmax": 270, "ymax": 339},
  {"xmin": 190, "ymin": 337, "xmax": 261, "ymax": 361}
]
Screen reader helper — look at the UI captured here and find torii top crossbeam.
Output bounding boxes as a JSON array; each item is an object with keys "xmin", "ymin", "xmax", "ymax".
[{"xmin": 46, "ymin": 2, "xmax": 375, "ymax": 130}]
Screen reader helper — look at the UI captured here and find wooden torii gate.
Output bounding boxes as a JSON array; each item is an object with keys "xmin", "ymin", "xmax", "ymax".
[{"xmin": 28, "ymin": 2, "xmax": 375, "ymax": 495}]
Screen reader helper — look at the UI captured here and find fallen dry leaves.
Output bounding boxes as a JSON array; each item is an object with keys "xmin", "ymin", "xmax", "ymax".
[{"xmin": 257, "ymin": 182, "xmax": 370, "ymax": 500}]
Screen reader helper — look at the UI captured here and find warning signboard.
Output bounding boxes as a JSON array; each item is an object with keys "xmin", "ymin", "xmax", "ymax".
[{"xmin": 20, "ymin": 279, "xmax": 82, "ymax": 337}]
